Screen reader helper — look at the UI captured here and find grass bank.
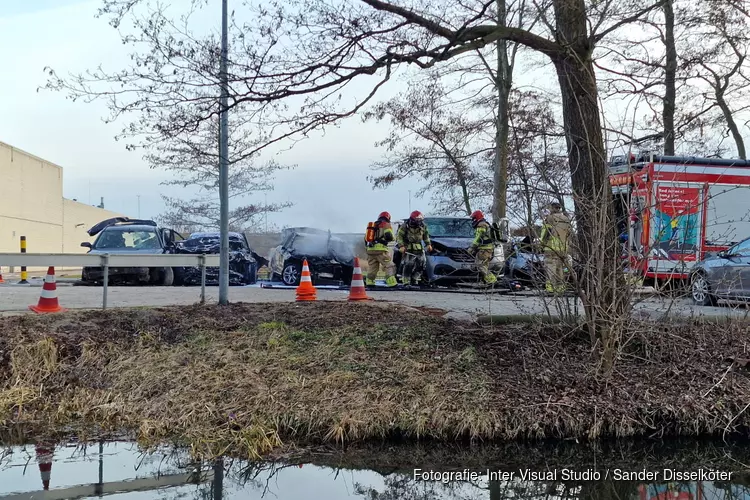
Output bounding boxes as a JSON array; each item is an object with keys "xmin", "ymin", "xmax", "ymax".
[{"xmin": 1, "ymin": 302, "xmax": 750, "ymax": 460}]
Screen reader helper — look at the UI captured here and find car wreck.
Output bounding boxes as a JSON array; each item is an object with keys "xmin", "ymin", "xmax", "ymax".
[
  {"xmin": 80, "ymin": 217, "xmax": 184, "ymax": 286},
  {"xmin": 268, "ymin": 227, "xmax": 355, "ymax": 286},
  {"xmin": 173, "ymin": 232, "xmax": 266, "ymax": 286},
  {"xmin": 505, "ymin": 236, "xmax": 547, "ymax": 286},
  {"xmin": 393, "ymin": 216, "xmax": 507, "ymax": 285}
]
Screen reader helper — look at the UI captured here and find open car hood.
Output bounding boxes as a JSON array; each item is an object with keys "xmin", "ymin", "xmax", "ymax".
[{"xmin": 87, "ymin": 217, "xmax": 158, "ymax": 237}]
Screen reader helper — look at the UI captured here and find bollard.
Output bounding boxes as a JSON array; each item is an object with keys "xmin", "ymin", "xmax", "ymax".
[{"xmin": 18, "ymin": 236, "xmax": 28, "ymax": 284}]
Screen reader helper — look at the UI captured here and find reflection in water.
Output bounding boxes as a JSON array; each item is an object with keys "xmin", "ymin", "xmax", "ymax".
[{"xmin": 0, "ymin": 441, "xmax": 750, "ymax": 499}]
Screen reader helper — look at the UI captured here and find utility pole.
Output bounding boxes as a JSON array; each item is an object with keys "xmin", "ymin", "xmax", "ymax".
[
  {"xmin": 264, "ymin": 193, "xmax": 268, "ymax": 233},
  {"xmin": 137, "ymin": 195, "xmax": 141, "ymax": 219},
  {"xmin": 218, "ymin": 0, "xmax": 230, "ymax": 305},
  {"xmin": 408, "ymin": 190, "xmax": 411, "ymax": 213}
]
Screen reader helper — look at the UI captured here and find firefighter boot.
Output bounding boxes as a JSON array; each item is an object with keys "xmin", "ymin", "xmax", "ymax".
[
  {"xmin": 385, "ymin": 276, "xmax": 398, "ymax": 287},
  {"xmin": 365, "ymin": 278, "xmax": 376, "ymax": 287}
]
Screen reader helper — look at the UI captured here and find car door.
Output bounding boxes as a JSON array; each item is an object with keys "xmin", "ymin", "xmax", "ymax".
[
  {"xmin": 711, "ymin": 240, "xmax": 750, "ymax": 297},
  {"xmin": 733, "ymin": 239, "xmax": 750, "ymax": 298}
]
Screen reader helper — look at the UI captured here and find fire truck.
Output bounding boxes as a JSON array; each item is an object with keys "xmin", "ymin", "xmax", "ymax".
[{"xmin": 609, "ymin": 154, "xmax": 750, "ymax": 284}]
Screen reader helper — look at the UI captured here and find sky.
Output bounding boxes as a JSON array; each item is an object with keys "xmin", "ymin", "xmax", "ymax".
[
  {"xmin": 0, "ymin": 0, "xmax": 669, "ymax": 234},
  {"xmin": 0, "ymin": 0, "xmax": 429, "ymax": 233}
]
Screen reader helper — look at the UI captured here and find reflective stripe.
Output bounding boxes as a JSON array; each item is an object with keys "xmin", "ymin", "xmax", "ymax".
[
  {"xmin": 300, "ymin": 274, "xmax": 312, "ymax": 283},
  {"xmin": 40, "ymin": 289, "xmax": 57, "ymax": 299},
  {"xmin": 45, "ymin": 274, "xmax": 56, "ymax": 284}
]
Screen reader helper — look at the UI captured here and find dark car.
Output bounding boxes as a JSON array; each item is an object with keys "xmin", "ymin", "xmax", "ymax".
[
  {"xmin": 690, "ymin": 236, "xmax": 750, "ymax": 306},
  {"xmin": 392, "ymin": 216, "xmax": 507, "ymax": 284},
  {"xmin": 80, "ymin": 218, "xmax": 184, "ymax": 285},
  {"xmin": 173, "ymin": 231, "xmax": 267, "ymax": 286},
  {"xmin": 268, "ymin": 227, "xmax": 354, "ymax": 286}
]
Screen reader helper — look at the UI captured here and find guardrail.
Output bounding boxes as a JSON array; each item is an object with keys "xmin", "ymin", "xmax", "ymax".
[{"xmin": 0, "ymin": 253, "xmax": 220, "ymax": 309}]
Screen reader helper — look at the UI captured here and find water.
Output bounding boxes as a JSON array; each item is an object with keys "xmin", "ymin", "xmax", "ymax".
[{"xmin": 2, "ymin": 440, "xmax": 750, "ymax": 499}]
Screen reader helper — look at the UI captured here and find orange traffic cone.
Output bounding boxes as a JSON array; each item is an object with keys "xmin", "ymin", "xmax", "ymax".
[
  {"xmin": 296, "ymin": 259, "xmax": 317, "ymax": 302},
  {"xmin": 348, "ymin": 257, "xmax": 373, "ymax": 302},
  {"xmin": 36, "ymin": 443, "xmax": 54, "ymax": 491},
  {"xmin": 29, "ymin": 267, "xmax": 66, "ymax": 314}
]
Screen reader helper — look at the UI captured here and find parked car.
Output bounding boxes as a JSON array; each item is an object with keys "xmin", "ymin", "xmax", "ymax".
[
  {"xmin": 392, "ymin": 216, "xmax": 507, "ymax": 285},
  {"xmin": 80, "ymin": 218, "xmax": 184, "ymax": 285},
  {"xmin": 268, "ymin": 227, "xmax": 355, "ymax": 286},
  {"xmin": 690, "ymin": 236, "xmax": 750, "ymax": 306},
  {"xmin": 173, "ymin": 232, "xmax": 267, "ymax": 286}
]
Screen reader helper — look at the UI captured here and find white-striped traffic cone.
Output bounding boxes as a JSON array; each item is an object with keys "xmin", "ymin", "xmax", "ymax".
[
  {"xmin": 29, "ymin": 267, "xmax": 66, "ymax": 313},
  {"xmin": 296, "ymin": 259, "xmax": 317, "ymax": 301},
  {"xmin": 348, "ymin": 257, "xmax": 372, "ymax": 301}
]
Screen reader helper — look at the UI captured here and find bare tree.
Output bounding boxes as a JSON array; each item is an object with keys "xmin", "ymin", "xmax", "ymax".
[
  {"xmin": 364, "ymin": 75, "xmax": 492, "ymax": 215},
  {"xmin": 683, "ymin": 0, "xmax": 750, "ymax": 159},
  {"xmin": 504, "ymin": 89, "xmax": 570, "ymax": 230},
  {"xmin": 153, "ymin": 113, "xmax": 292, "ymax": 233}
]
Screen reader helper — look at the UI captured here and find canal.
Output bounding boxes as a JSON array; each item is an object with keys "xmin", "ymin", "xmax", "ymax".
[{"xmin": 2, "ymin": 439, "xmax": 750, "ymax": 499}]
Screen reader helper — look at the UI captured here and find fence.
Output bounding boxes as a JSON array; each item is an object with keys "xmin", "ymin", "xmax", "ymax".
[{"xmin": 0, "ymin": 253, "xmax": 220, "ymax": 309}]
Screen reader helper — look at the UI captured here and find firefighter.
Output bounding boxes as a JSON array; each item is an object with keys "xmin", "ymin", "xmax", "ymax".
[
  {"xmin": 397, "ymin": 211, "xmax": 432, "ymax": 286},
  {"xmin": 540, "ymin": 202, "xmax": 572, "ymax": 293},
  {"xmin": 365, "ymin": 211, "xmax": 397, "ymax": 287},
  {"xmin": 467, "ymin": 210, "xmax": 498, "ymax": 285}
]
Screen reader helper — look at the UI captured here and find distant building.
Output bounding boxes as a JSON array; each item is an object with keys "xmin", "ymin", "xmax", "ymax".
[{"xmin": 0, "ymin": 141, "xmax": 124, "ymax": 269}]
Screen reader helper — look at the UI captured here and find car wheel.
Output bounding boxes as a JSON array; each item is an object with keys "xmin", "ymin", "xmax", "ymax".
[
  {"xmin": 282, "ymin": 261, "xmax": 302, "ymax": 286},
  {"xmin": 691, "ymin": 272, "xmax": 717, "ymax": 306},
  {"xmin": 161, "ymin": 267, "xmax": 175, "ymax": 286}
]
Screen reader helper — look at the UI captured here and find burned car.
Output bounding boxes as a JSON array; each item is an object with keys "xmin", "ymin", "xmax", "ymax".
[
  {"xmin": 80, "ymin": 217, "xmax": 184, "ymax": 285},
  {"xmin": 268, "ymin": 227, "xmax": 355, "ymax": 286},
  {"xmin": 173, "ymin": 232, "xmax": 266, "ymax": 286}
]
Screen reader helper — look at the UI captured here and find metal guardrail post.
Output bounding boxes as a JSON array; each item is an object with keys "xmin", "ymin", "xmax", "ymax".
[
  {"xmin": 200, "ymin": 254, "xmax": 207, "ymax": 304},
  {"xmin": 101, "ymin": 254, "xmax": 110, "ymax": 310},
  {"xmin": 19, "ymin": 236, "xmax": 28, "ymax": 284}
]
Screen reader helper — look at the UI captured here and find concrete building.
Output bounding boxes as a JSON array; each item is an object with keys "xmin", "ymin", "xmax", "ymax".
[{"xmin": 0, "ymin": 141, "xmax": 124, "ymax": 269}]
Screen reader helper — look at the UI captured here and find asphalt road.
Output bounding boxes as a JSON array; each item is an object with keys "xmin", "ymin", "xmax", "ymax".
[{"xmin": 2, "ymin": 281, "xmax": 749, "ymax": 321}]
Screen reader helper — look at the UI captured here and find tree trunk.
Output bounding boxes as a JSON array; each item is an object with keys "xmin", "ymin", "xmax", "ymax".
[
  {"xmin": 663, "ymin": 0, "xmax": 677, "ymax": 155},
  {"xmin": 715, "ymin": 84, "xmax": 747, "ymax": 159},
  {"xmin": 492, "ymin": 0, "xmax": 512, "ymax": 222},
  {"xmin": 552, "ymin": 0, "xmax": 627, "ymax": 370},
  {"xmin": 458, "ymin": 171, "xmax": 473, "ymax": 215}
]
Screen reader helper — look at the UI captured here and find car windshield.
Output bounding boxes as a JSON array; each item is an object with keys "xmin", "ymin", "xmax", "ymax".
[
  {"xmin": 95, "ymin": 229, "xmax": 160, "ymax": 250},
  {"xmin": 425, "ymin": 219, "xmax": 475, "ymax": 238}
]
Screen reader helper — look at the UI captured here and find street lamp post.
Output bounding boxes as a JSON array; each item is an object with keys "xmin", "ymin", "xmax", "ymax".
[{"xmin": 218, "ymin": 0, "xmax": 230, "ymax": 305}]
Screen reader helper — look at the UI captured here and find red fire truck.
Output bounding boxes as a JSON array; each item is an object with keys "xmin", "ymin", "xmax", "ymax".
[{"xmin": 609, "ymin": 154, "xmax": 750, "ymax": 284}]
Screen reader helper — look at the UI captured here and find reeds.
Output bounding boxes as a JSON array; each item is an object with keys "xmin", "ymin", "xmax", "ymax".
[{"xmin": 0, "ymin": 302, "xmax": 749, "ymax": 460}]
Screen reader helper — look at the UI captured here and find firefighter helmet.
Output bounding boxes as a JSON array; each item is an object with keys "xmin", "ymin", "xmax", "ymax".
[
  {"xmin": 470, "ymin": 210, "xmax": 484, "ymax": 221},
  {"xmin": 409, "ymin": 210, "xmax": 423, "ymax": 220},
  {"xmin": 378, "ymin": 211, "xmax": 391, "ymax": 221}
]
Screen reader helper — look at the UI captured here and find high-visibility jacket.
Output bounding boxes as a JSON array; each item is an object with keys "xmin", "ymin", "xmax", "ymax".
[
  {"xmin": 471, "ymin": 220, "xmax": 495, "ymax": 251},
  {"xmin": 541, "ymin": 211, "xmax": 572, "ymax": 254},
  {"xmin": 365, "ymin": 220, "xmax": 394, "ymax": 253},
  {"xmin": 397, "ymin": 223, "xmax": 431, "ymax": 251}
]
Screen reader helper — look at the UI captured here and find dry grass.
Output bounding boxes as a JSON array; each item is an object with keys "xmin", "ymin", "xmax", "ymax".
[{"xmin": 1, "ymin": 302, "xmax": 750, "ymax": 461}]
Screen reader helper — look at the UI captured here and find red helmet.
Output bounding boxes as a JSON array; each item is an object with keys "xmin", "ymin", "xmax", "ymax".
[
  {"xmin": 378, "ymin": 211, "xmax": 391, "ymax": 221},
  {"xmin": 409, "ymin": 210, "xmax": 423, "ymax": 220},
  {"xmin": 470, "ymin": 210, "xmax": 484, "ymax": 221}
]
